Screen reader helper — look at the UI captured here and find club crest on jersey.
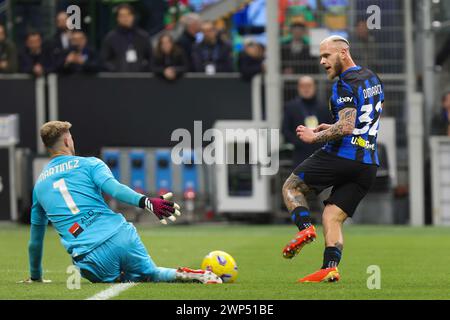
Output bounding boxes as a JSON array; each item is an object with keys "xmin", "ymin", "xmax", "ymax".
[
  {"xmin": 68, "ymin": 222, "xmax": 84, "ymax": 238},
  {"xmin": 337, "ymin": 96, "xmax": 353, "ymax": 104}
]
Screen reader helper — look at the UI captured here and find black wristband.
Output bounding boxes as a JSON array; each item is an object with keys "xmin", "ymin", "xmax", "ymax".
[{"xmin": 139, "ymin": 196, "xmax": 147, "ymax": 209}]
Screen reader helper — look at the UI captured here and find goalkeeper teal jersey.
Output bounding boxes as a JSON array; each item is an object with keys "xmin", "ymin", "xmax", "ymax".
[{"xmin": 31, "ymin": 155, "xmax": 127, "ymax": 258}]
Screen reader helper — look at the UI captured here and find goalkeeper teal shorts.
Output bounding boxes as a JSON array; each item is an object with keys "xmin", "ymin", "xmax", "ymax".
[{"xmin": 73, "ymin": 222, "xmax": 175, "ymax": 283}]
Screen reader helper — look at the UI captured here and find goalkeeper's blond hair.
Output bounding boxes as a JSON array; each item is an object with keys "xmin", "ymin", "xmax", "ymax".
[{"xmin": 40, "ymin": 121, "xmax": 72, "ymax": 149}]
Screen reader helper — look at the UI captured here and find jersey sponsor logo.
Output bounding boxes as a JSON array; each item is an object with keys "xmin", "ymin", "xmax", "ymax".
[
  {"xmin": 68, "ymin": 222, "xmax": 84, "ymax": 238},
  {"xmin": 351, "ymin": 136, "xmax": 375, "ymax": 151},
  {"xmin": 80, "ymin": 210, "xmax": 101, "ymax": 227},
  {"xmin": 337, "ymin": 96, "xmax": 353, "ymax": 104},
  {"xmin": 363, "ymin": 84, "xmax": 383, "ymax": 99}
]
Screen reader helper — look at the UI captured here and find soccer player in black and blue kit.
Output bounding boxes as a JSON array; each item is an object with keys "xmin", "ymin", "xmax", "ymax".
[{"xmin": 281, "ymin": 35, "xmax": 384, "ymax": 282}]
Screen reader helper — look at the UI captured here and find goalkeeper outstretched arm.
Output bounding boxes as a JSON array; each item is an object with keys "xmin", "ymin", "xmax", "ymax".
[
  {"xmin": 23, "ymin": 191, "xmax": 51, "ymax": 283},
  {"xmin": 100, "ymin": 178, "xmax": 181, "ymax": 224},
  {"xmin": 26, "ymin": 178, "xmax": 181, "ymax": 282},
  {"xmin": 28, "ymin": 224, "xmax": 47, "ymax": 281}
]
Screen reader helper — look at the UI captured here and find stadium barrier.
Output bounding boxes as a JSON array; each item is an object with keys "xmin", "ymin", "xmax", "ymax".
[
  {"xmin": 0, "ymin": 74, "xmax": 45, "ymax": 153},
  {"xmin": 0, "ymin": 115, "xmax": 19, "ymax": 220},
  {"xmin": 48, "ymin": 73, "xmax": 255, "ymax": 155},
  {"xmin": 0, "ymin": 75, "xmax": 46, "ymax": 221},
  {"xmin": 430, "ymin": 136, "xmax": 450, "ymax": 225}
]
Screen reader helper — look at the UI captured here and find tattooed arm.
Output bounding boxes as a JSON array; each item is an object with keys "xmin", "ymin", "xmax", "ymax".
[
  {"xmin": 282, "ymin": 173, "xmax": 310, "ymax": 212},
  {"xmin": 297, "ymin": 108, "xmax": 356, "ymax": 144}
]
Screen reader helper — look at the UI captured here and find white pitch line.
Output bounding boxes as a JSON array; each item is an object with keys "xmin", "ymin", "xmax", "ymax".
[{"xmin": 86, "ymin": 282, "xmax": 138, "ymax": 300}]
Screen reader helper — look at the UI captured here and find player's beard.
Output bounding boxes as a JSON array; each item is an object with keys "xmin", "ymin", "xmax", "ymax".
[{"xmin": 329, "ymin": 58, "xmax": 343, "ymax": 80}]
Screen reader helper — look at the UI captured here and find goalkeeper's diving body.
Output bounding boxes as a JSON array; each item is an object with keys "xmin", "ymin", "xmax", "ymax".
[
  {"xmin": 282, "ymin": 36, "xmax": 384, "ymax": 282},
  {"xmin": 25, "ymin": 121, "xmax": 222, "ymax": 284}
]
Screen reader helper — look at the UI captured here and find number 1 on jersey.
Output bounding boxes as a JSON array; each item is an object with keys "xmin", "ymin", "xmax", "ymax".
[{"xmin": 53, "ymin": 178, "xmax": 80, "ymax": 214}]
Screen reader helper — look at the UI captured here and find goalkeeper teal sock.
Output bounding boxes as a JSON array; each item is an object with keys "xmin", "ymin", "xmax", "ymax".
[{"xmin": 153, "ymin": 267, "xmax": 177, "ymax": 282}]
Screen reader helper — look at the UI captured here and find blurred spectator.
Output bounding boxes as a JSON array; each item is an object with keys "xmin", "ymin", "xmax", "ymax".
[
  {"xmin": 192, "ymin": 21, "xmax": 233, "ymax": 74},
  {"xmin": 238, "ymin": 39, "xmax": 265, "ymax": 81},
  {"xmin": 431, "ymin": 91, "xmax": 450, "ymax": 136},
  {"xmin": 356, "ymin": 0, "xmax": 402, "ymax": 73},
  {"xmin": 152, "ymin": 33, "xmax": 188, "ymax": 81},
  {"xmin": 177, "ymin": 13, "xmax": 202, "ymax": 71},
  {"xmin": 45, "ymin": 11, "xmax": 72, "ymax": 59},
  {"xmin": 321, "ymin": 0, "xmax": 348, "ymax": 30},
  {"xmin": 164, "ymin": 0, "xmax": 193, "ymax": 30},
  {"xmin": 141, "ymin": 0, "xmax": 168, "ymax": 36},
  {"xmin": 281, "ymin": 22, "xmax": 317, "ymax": 74},
  {"xmin": 215, "ymin": 18, "xmax": 231, "ymax": 44},
  {"xmin": 0, "ymin": 24, "xmax": 18, "ymax": 73},
  {"xmin": 350, "ymin": 20, "xmax": 378, "ymax": 72},
  {"xmin": 279, "ymin": 0, "xmax": 317, "ymax": 42},
  {"xmin": 426, "ymin": 90, "xmax": 450, "ymax": 224},
  {"xmin": 101, "ymin": 4, "xmax": 152, "ymax": 72},
  {"xmin": 19, "ymin": 31, "xmax": 53, "ymax": 77},
  {"xmin": 11, "ymin": 1, "xmax": 45, "ymax": 47},
  {"xmin": 282, "ymin": 76, "xmax": 330, "ymax": 166},
  {"xmin": 189, "ymin": 0, "xmax": 221, "ymax": 11},
  {"xmin": 233, "ymin": 0, "xmax": 267, "ymax": 48},
  {"xmin": 57, "ymin": 31, "xmax": 99, "ymax": 75}
]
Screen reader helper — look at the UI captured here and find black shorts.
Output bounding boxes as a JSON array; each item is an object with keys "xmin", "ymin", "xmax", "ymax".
[{"xmin": 293, "ymin": 149, "xmax": 377, "ymax": 217}]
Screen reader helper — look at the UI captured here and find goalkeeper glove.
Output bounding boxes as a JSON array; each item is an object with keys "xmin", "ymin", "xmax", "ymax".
[{"xmin": 139, "ymin": 192, "xmax": 181, "ymax": 224}]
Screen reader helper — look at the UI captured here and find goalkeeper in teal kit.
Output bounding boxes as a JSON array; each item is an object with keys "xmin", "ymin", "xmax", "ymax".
[{"xmin": 24, "ymin": 121, "xmax": 222, "ymax": 284}]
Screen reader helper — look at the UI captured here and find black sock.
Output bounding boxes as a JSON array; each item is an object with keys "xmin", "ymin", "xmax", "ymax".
[
  {"xmin": 290, "ymin": 206, "xmax": 312, "ymax": 231},
  {"xmin": 322, "ymin": 246, "xmax": 342, "ymax": 269}
]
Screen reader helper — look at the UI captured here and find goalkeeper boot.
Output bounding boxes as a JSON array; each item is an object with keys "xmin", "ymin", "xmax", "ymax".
[
  {"xmin": 282, "ymin": 225, "xmax": 317, "ymax": 259},
  {"xmin": 297, "ymin": 267, "xmax": 340, "ymax": 283},
  {"xmin": 176, "ymin": 267, "xmax": 223, "ymax": 284}
]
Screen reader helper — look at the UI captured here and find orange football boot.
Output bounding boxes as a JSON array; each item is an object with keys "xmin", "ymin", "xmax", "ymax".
[
  {"xmin": 282, "ymin": 225, "xmax": 317, "ymax": 259},
  {"xmin": 298, "ymin": 267, "xmax": 340, "ymax": 283}
]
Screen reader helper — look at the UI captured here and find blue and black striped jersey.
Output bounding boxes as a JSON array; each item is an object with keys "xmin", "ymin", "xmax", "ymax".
[{"xmin": 323, "ymin": 65, "xmax": 384, "ymax": 166}]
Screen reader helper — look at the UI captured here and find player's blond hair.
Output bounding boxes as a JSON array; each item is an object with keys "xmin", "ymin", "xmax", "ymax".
[
  {"xmin": 40, "ymin": 121, "xmax": 72, "ymax": 149},
  {"xmin": 320, "ymin": 35, "xmax": 350, "ymax": 48}
]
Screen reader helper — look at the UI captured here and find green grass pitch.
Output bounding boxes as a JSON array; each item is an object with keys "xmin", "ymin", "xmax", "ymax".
[{"xmin": 1, "ymin": 223, "xmax": 450, "ymax": 300}]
